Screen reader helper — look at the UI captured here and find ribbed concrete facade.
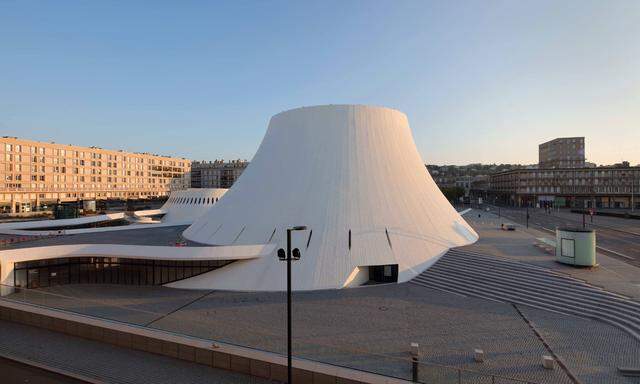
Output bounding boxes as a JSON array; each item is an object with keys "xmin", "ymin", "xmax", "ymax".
[{"xmin": 174, "ymin": 105, "xmax": 478, "ymax": 291}]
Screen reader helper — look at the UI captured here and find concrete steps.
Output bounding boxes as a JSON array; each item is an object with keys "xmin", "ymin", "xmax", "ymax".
[
  {"xmin": 430, "ymin": 259, "xmax": 640, "ymax": 316},
  {"xmin": 427, "ymin": 264, "xmax": 640, "ymax": 322},
  {"xmin": 411, "ymin": 249, "xmax": 640, "ymax": 342}
]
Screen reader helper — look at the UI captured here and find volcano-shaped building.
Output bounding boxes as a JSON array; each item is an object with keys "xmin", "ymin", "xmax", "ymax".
[{"xmin": 170, "ymin": 105, "xmax": 477, "ymax": 291}]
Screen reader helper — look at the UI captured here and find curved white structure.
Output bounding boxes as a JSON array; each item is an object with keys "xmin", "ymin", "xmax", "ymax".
[
  {"xmin": 0, "ymin": 188, "xmax": 229, "ymax": 237},
  {"xmin": 0, "ymin": 213, "xmax": 127, "ymax": 233},
  {"xmin": 0, "ymin": 243, "xmax": 274, "ymax": 287},
  {"xmin": 135, "ymin": 188, "xmax": 227, "ymax": 224},
  {"xmin": 173, "ymin": 105, "xmax": 478, "ymax": 291}
]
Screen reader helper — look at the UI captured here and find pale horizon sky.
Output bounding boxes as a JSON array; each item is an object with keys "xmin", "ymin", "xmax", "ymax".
[{"xmin": 1, "ymin": 1, "xmax": 639, "ymax": 166}]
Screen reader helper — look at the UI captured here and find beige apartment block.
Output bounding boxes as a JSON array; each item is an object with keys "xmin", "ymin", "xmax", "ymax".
[
  {"xmin": 1, "ymin": 136, "xmax": 190, "ymax": 213},
  {"xmin": 539, "ymin": 137, "xmax": 585, "ymax": 169}
]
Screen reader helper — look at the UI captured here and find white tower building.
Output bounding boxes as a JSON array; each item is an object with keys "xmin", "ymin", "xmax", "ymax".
[{"xmin": 173, "ymin": 105, "xmax": 477, "ymax": 291}]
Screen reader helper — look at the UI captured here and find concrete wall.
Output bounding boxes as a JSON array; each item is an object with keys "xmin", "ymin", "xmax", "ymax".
[{"xmin": 0, "ymin": 299, "xmax": 409, "ymax": 384}]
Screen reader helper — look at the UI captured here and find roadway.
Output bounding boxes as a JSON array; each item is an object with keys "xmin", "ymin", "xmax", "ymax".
[{"xmin": 485, "ymin": 205, "xmax": 640, "ymax": 267}]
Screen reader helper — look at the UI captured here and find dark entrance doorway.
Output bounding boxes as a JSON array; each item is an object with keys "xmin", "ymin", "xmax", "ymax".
[{"xmin": 369, "ymin": 264, "xmax": 398, "ymax": 284}]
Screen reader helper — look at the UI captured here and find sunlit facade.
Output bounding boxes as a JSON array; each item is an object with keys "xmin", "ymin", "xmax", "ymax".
[{"xmin": 1, "ymin": 137, "xmax": 190, "ymax": 212}]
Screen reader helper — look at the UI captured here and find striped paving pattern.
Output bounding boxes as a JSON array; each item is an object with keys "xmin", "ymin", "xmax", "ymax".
[{"xmin": 411, "ymin": 249, "xmax": 640, "ymax": 342}]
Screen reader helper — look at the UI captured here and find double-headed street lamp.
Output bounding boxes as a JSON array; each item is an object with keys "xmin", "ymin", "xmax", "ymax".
[{"xmin": 277, "ymin": 225, "xmax": 307, "ymax": 384}]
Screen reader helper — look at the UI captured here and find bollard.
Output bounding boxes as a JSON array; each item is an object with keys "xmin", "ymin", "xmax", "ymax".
[
  {"xmin": 474, "ymin": 349, "xmax": 485, "ymax": 362},
  {"xmin": 542, "ymin": 355, "xmax": 555, "ymax": 369},
  {"xmin": 410, "ymin": 342, "xmax": 419, "ymax": 382}
]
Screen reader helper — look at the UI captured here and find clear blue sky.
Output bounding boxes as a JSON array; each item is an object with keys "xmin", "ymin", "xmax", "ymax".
[{"xmin": 1, "ymin": 0, "xmax": 638, "ymax": 165}]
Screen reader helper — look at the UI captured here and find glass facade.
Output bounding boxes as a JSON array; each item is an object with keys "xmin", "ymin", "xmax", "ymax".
[{"xmin": 13, "ymin": 257, "xmax": 232, "ymax": 289}]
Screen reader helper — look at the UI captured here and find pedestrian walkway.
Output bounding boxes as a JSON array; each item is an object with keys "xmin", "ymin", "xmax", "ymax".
[
  {"xmin": 412, "ymin": 248, "xmax": 640, "ymax": 342},
  {"xmin": 0, "ymin": 319, "xmax": 271, "ymax": 384},
  {"xmin": 464, "ymin": 210, "xmax": 640, "ymax": 299}
]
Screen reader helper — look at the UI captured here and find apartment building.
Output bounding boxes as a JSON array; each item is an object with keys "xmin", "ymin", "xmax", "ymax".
[
  {"xmin": 485, "ymin": 165, "xmax": 640, "ymax": 209},
  {"xmin": 539, "ymin": 137, "xmax": 585, "ymax": 169},
  {"xmin": 190, "ymin": 159, "xmax": 248, "ymax": 189},
  {"xmin": 476, "ymin": 137, "xmax": 639, "ymax": 208},
  {"xmin": 1, "ymin": 137, "xmax": 190, "ymax": 213}
]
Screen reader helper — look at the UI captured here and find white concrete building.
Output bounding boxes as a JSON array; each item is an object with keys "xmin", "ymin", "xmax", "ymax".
[
  {"xmin": 134, "ymin": 188, "xmax": 227, "ymax": 224},
  {"xmin": 0, "ymin": 188, "xmax": 227, "ymax": 236},
  {"xmin": 0, "ymin": 105, "xmax": 477, "ymax": 292},
  {"xmin": 172, "ymin": 105, "xmax": 477, "ymax": 291}
]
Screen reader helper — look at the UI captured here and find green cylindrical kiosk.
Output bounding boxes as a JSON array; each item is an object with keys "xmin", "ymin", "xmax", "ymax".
[{"xmin": 555, "ymin": 227, "xmax": 597, "ymax": 267}]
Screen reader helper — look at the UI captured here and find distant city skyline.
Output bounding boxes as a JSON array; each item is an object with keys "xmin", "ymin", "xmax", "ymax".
[
  {"xmin": 4, "ymin": 131, "xmax": 635, "ymax": 167},
  {"xmin": 1, "ymin": 1, "xmax": 638, "ymax": 166}
]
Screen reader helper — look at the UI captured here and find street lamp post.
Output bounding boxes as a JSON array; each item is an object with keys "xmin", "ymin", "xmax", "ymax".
[
  {"xmin": 632, "ymin": 171, "xmax": 636, "ymax": 213},
  {"xmin": 277, "ymin": 225, "xmax": 307, "ymax": 384}
]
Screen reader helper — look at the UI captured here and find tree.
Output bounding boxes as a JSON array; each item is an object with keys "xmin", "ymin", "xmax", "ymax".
[{"xmin": 440, "ymin": 186, "xmax": 465, "ymax": 202}]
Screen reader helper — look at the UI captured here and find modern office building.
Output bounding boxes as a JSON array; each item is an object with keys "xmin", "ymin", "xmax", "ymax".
[
  {"xmin": 190, "ymin": 159, "xmax": 248, "ymax": 189},
  {"xmin": 0, "ymin": 136, "xmax": 190, "ymax": 213},
  {"xmin": 539, "ymin": 137, "xmax": 585, "ymax": 169}
]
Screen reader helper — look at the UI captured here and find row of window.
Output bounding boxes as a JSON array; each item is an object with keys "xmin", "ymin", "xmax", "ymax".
[
  {"xmin": 495, "ymin": 170, "xmax": 640, "ymax": 180},
  {"xmin": 3, "ymin": 143, "xmax": 186, "ymax": 167},
  {"xmin": 514, "ymin": 186, "xmax": 636, "ymax": 194},
  {"xmin": 4, "ymin": 174, "xmax": 168, "ymax": 183},
  {"xmin": 4, "ymin": 155, "xmax": 183, "ymax": 177},
  {"xmin": 169, "ymin": 196, "xmax": 220, "ymax": 205},
  {"xmin": 14, "ymin": 257, "xmax": 232, "ymax": 288},
  {"xmin": 0, "ymin": 191, "xmax": 164, "ymax": 201},
  {"xmin": 0, "ymin": 182, "xmax": 168, "ymax": 190}
]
